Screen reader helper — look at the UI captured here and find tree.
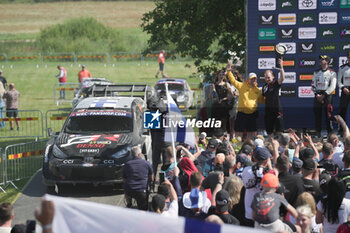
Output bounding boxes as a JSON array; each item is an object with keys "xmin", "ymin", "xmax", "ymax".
[{"xmin": 141, "ymin": 0, "xmax": 245, "ymax": 77}]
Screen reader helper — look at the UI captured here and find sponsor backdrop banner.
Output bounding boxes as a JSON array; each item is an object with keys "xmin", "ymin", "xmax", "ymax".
[{"xmin": 247, "ymin": 0, "xmax": 350, "ymax": 129}]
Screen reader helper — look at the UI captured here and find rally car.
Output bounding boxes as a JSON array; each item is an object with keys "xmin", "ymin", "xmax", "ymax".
[
  {"xmin": 154, "ymin": 78, "xmax": 194, "ymax": 111},
  {"xmin": 43, "ymin": 97, "xmax": 152, "ymax": 188}
]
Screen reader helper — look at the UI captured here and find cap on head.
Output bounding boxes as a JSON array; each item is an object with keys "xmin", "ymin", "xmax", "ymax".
[
  {"xmin": 254, "ymin": 147, "xmax": 272, "ymax": 161},
  {"xmin": 215, "ymin": 190, "xmax": 230, "ymax": 212},
  {"xmin": 261, "ymin": 173, "xmax": 279, "ymax": 188},
  {"xmin": 254, "ymin": 138, "xmax": 264, "ymax": 148},
  {"xmin": 199, "ymin": 132, "xmax": 207, "ymax": 140},
  {"xmin": 319, "ymin": 55, "xmax": 330, "ymax": 63},
  {"xmin": 82, "ymin": 64, "xmax": 86, "ymax": 68},
  {"xmin": 241, "ymin": 144, "xmax": 253, "ymax": 154},
  {"xmin": 208, "ymin": 139, "xmax": 219, "ymax": 149},
  {"xmin": 302, "ymin": 158, "xmax": 316, "ymax": 171},
  {"xmin": 292, "ymin": 157, "xmax": 303, "ymax": 170},
  {"xmin": 249, "ymin": 72, "xmax": 257, "ymax": 79}
]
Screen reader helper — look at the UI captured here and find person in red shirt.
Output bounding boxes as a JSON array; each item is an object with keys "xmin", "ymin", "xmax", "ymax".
[
  {"xmin": 78, "ymin": 65, "xmax": 91, "ymax": 83},
  {"xmin": 155, "ymin": 50, "xmax": 169, "ymax": 78}
]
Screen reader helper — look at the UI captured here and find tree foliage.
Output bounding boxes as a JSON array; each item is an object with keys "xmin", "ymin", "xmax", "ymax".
[{"xmin": 141, "ymin": 0, "xmax": 245, "ymax": 76}]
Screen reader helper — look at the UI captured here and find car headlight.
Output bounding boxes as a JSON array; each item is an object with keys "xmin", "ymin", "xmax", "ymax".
[
  {"xmin": 176, "ymin": 95, "xmax": 187, "ymax": 102},
  {"xmin": 52, "ymin": 144, "xmax": 68, "ymax": 159},
  {"xmin": 111, "ymin": 145, "xmax": 131, "ymax": 159}
]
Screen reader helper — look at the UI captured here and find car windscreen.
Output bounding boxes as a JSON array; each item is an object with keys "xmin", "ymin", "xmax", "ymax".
[
  {"xmin": 65, "ymin": 111, "xmax": 132, "ymax": 133},
  {"xmin": 155, "ymin": 83, "xmax": 184, "ymax": 91}
]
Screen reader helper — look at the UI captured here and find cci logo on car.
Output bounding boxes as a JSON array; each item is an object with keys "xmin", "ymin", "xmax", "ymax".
[{"xmin": 143, "ymin": 110, "xmax": 161, "ymax": 129}]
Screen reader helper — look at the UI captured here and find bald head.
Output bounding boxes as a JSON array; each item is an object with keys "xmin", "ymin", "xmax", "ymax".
[{"xmin": 214, "ymin": 153, "xmax": 225, "ymax": 165}]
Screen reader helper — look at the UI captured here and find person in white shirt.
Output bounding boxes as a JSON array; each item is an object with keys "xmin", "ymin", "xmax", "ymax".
[{"xmin": 316, "ymin": 177, "xmax": 350, "ymax": 233}]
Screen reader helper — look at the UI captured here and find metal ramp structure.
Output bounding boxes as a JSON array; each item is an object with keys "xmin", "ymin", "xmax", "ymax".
[{"xmin": 91, "ymin": 84, "xmax": 156, "ymax": 102}]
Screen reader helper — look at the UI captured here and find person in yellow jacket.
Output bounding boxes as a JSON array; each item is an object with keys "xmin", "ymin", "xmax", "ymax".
[{"xmin": 226, "ymin": 62, "xmax": 265, "ymax": 139}]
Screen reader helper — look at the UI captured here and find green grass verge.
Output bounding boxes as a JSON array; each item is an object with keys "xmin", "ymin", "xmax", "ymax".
[{"xmin": 0, "ymin": 178, "xmax": 30, "ymax": 204}]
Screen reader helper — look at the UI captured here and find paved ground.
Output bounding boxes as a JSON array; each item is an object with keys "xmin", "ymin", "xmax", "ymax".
[{"xmin": 13, "ymin": 169, "xmax": 126, "ymax": 225}]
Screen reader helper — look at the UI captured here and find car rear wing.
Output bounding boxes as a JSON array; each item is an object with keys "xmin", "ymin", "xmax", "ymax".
[{"xmin": 91, "ymin": 84, "xmax": 156, "ymax": 102}]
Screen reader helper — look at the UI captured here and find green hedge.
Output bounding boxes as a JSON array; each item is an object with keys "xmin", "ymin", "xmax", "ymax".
[{"xmin": 38, "ymin": 17, "xmax": 126, "ymax": 53}]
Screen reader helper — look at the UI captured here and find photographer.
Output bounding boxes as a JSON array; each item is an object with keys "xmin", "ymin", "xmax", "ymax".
[{"xmin": 148, "ymin": 90, "xmax": 170, "ymax": 176}]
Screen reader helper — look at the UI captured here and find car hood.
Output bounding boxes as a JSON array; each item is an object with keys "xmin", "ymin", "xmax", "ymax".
[{"xmin": 55, "ymin": 133, "xmax": 133, "ymax": 157}]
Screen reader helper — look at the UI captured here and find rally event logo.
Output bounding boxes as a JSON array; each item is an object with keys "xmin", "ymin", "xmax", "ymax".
[
  {"xmin": 258, "ymin": 58, "xmax": 276, "ymax": 69},
  {"xmin": 319, "ymin": 12, "xmax": 338, "ymax": 24}
]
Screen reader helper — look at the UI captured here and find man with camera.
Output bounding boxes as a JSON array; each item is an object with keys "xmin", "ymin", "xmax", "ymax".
[{"xmin": 311, "ymin": 55, "xmax": 337, "ymax": 136}]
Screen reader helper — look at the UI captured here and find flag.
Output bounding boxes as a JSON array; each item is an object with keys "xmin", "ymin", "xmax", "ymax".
[
  {"xmin": 164, "ymin": 91, "xmax": 196, "ymax": 148},
  {"xmin": 44, "ymin": 194, "xmax": 269, "ymax": 233}
]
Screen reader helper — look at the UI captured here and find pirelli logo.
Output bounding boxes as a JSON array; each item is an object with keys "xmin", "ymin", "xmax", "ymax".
[
  {"xmin": 282, "ymin": 60, "xmax": 295, "ymax": 67},
  {"xmin": 259, "ymin": 45, "xmax": 275, "ymax": 53},
  {"xmin": 300, "ymin": 74, "xmax": 313, "ymax": 81}
]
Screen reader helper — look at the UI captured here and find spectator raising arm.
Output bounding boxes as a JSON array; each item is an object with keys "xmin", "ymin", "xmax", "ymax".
[
  {"xmin": 335, "ymin": 115, "xmax": 350, "ymax": 138},
  {"xmin": 35, "ymin": 197, "xmax": 54, "ymax": 233}
]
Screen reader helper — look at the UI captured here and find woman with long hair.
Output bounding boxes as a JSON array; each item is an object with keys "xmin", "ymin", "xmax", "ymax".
[
  {"xmin": 223, "ymin": 176, "xmax": 245, "ymax": 225},
  {"xmin": 316, "ymin": 176, "xmax": 350, "ymax": 233}
]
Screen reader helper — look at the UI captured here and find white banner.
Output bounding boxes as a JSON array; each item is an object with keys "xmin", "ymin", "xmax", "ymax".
[{"xmin": 44, "ymin": 194, "xmax": 269, "ymax": 233}]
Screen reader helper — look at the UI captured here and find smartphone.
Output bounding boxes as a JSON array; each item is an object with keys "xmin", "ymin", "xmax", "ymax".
[{"xmin": 159, "ymin": 171, "xmax": 165, "ymax": 184}]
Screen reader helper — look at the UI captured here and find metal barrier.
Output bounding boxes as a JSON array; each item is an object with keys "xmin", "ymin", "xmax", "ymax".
[
  {"xmin": 53, "ymin": 82, "xmax": 80, "ymax": 106},
  {"xmin": 0, "ymin": 51, "xmax": 191, "ymax": 63},
  {"xmin": 0, "ymin": 110, "xmax": 44, "ymax": 138},
  {"xmin": 3, "ymin": 139, "xmax": 48, "ymax": 189},
  {"xmin": 45, "ymin": 109, "xmax": 71, "ymax": 136},
  {"xmin": 0, "ymin": 148, "xmax": 5, "ymax": 192}
]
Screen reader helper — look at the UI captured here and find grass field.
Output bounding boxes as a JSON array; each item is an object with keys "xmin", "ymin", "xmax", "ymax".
[
  {"xmin": 0, "ymin": 1, "xmax": 154, "ymax": 53},
  {"xmin": 0, "ymin": 1, "xmax": 154, "ymax": 35}
]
